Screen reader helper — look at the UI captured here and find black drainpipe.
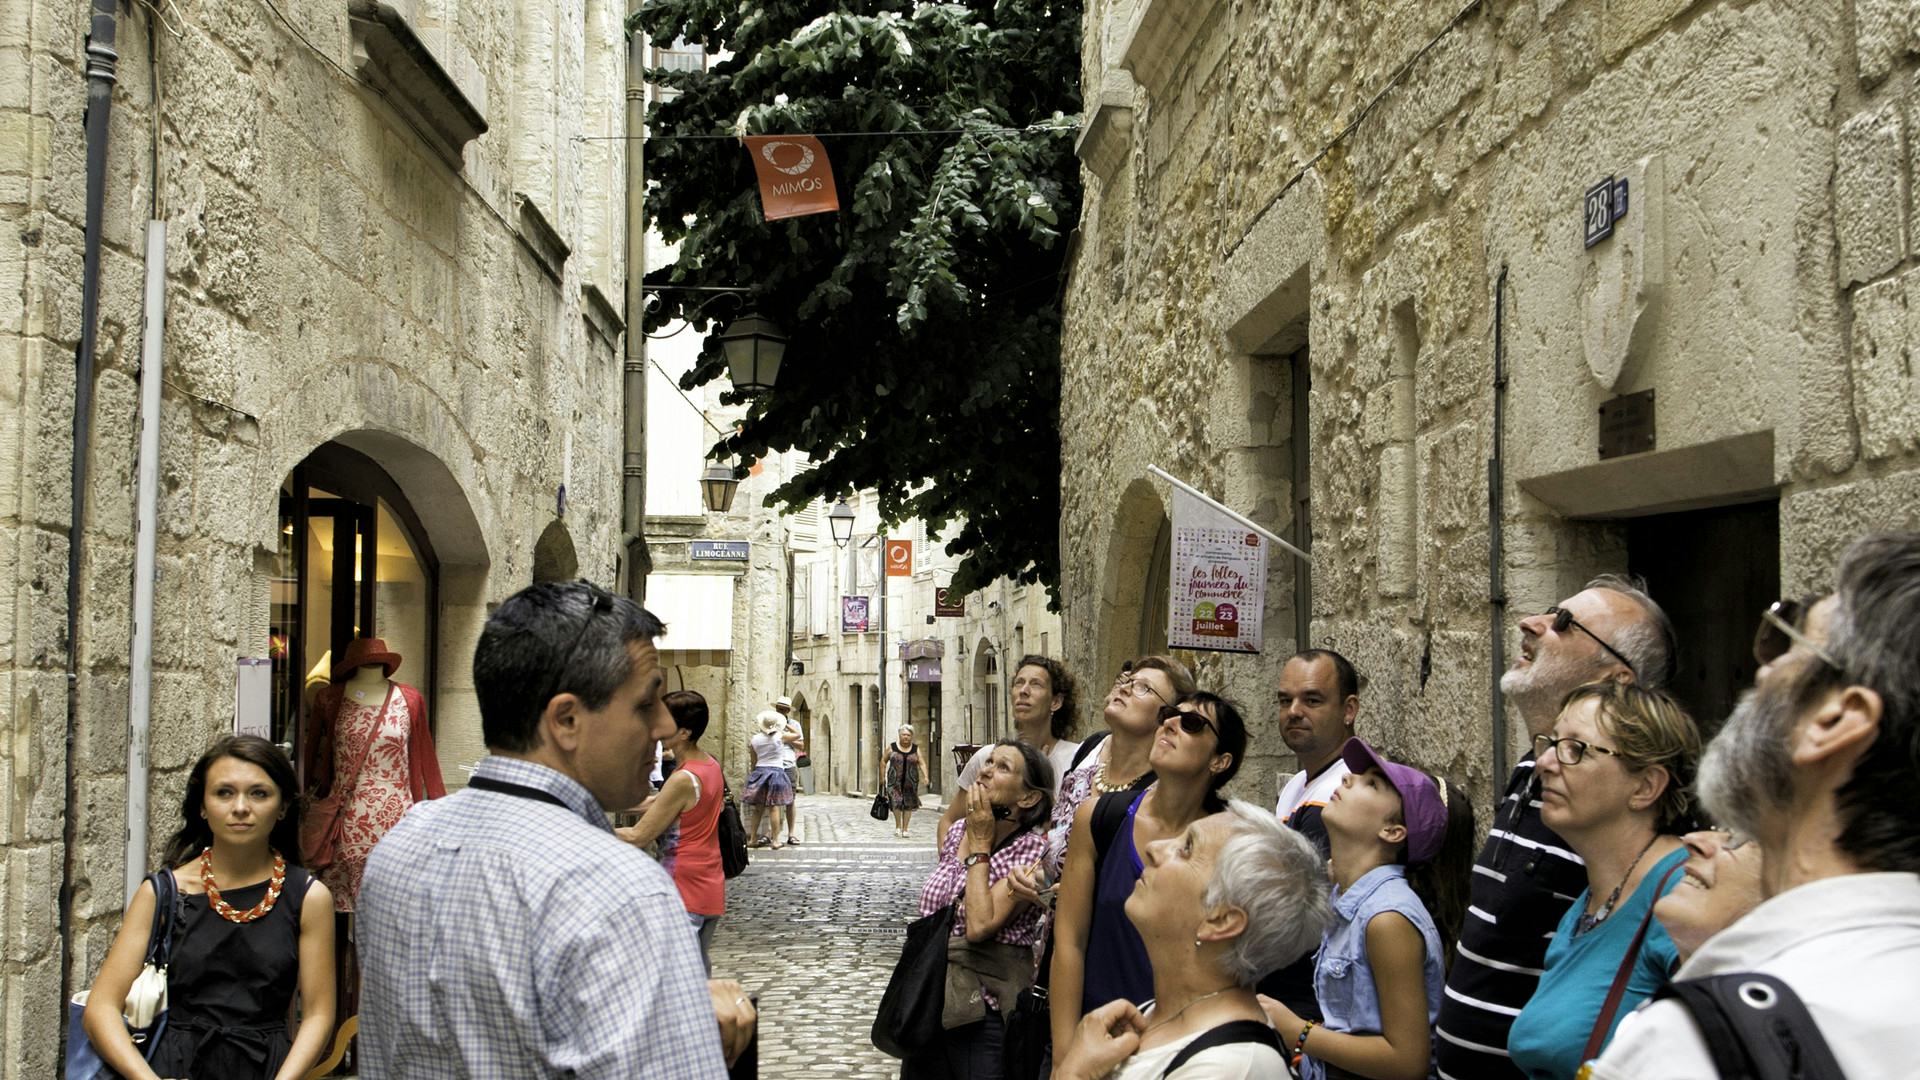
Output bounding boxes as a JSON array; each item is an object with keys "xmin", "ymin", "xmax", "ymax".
[
  {"xmin": 60, "ymin": 0, "xmax": 120, "ymax": 1039},
  {"xmin": 1488, "ymin": 265, "xmax": 1510, "ymax": 784}
]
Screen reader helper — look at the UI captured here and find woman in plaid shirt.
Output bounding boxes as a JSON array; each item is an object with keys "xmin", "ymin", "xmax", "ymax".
[{"xmin": 905, "ymin": 740, "xmax": 1057, "ymax": 1079}]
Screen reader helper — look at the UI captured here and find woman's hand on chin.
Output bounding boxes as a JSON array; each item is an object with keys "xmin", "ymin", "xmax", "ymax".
[{"xmin": 1056, "ymin": 999, "xmax": 1148, "ymax": 1080}]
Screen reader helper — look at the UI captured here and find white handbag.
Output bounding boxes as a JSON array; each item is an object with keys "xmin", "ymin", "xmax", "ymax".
[{"xmin": 123, "ymin": 957, "xmax": 168, "ymax": 1028}]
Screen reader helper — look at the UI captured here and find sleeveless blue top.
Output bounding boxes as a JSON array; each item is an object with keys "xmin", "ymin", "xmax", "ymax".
[{"xmin": 1081, "ymin": 790, "xmax": 1155, "ymax": 1015}]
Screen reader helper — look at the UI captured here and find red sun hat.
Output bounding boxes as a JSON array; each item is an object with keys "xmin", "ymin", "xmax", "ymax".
[
  {"xmin": 334, "ymin": 637, "xmax": 402, "ymax": 681},
  {"xmin": 1339, "ymin": 736, "xmax": 1448, "ymax": 865}
]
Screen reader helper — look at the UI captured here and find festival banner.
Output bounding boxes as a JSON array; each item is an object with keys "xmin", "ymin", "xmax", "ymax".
[
  {"xmin": 841, "ymin": 595, "xmax": 871, "ymax": 633},
  {"xmin": 885, "ymin": 539, "xmax": 913, "ymax": 577},
  {"xmin": 1167, "ymin": 487, "xmax": 1267, "ymax": 654},
  {"xmin": 743, "ymin": 135, "xmax": 840, "ymax": 221}
]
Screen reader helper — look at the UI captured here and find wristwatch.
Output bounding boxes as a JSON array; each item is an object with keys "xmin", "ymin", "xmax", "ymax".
[{"xmin": 964, "ymin": 852, "xmax": 990, "ymax": 867}]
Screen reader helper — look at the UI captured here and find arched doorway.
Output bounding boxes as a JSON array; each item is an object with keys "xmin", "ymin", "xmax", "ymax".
[
  {"xmin": 971, "ymin": 637, "xmax": 999, "ymax": 742},
  {"xmin": 1097, "ymin": 478, "xmax": 1172, "ymax": 682},
  {"xmin": 270, "ymin": 441, "xmax": 440, "ymax": 760},
  {"xmin": 531, "ymin": 519, "xmax": 579, "ymax": 583}
]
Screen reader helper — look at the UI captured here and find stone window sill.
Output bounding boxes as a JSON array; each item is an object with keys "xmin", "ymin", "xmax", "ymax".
[
  {"xmin": 348, "ymin": 0, "xmax": 488, "ymax": 170},
  {"xmin": 514, "ymin": 192, "xmax": 571, "ymax": 285},
  {"xmin": 1114, "ymin": 0, "xmax": 1215, "ymax": 100}
]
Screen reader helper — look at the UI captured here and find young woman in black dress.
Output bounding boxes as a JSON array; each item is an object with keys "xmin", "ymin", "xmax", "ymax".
[{"xmin": 84, "ymin": 735, "xmax": 336, "ymax": 1079}]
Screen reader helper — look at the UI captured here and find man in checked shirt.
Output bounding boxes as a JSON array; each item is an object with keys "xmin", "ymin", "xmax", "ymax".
[{"xmin": 357, "ymin": 581, "xmax": 756, "ymax": 1078}]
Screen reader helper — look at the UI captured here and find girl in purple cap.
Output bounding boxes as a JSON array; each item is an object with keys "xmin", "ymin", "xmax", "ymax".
[{"xmin": 1260, "ymin": 737, "xmax": 1474, "ymax": 1080}]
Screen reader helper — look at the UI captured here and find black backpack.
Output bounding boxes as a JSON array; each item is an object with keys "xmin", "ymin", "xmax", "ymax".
[
  {"xmin": 718, "ymin": 781, "xmax": 750, "ymax": 878},
  {"xmin": 1651, "ymin": 972, "xmax": 1843, "ymax": 1080}
]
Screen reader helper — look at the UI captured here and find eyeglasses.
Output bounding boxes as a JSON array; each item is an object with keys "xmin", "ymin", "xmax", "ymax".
[
  {"xmin": 1115, "ymin": 666, "xmax": 1171, "ymax": 707},
  {"xmin": 1533, "ymin": 732, "xmax": 1626, "ymax": 767},
  {"xmin": 1752, "ymin": 599, "xmax": 1804, "ymax": 666},
  {"xmin": 1157, "ymin": 704, "xmax": 1218, "ymax": 739},
  {"xmin": 541, "ymin": 582, "xmax": 617, "ymax": 710},
  {"xmin": 1543, "ymin": 606, "xmax": 1638, "ymax": 676},
  {"xmin": 1757, "ymin": 601, "xmax": 1842, "ymax": 672}
]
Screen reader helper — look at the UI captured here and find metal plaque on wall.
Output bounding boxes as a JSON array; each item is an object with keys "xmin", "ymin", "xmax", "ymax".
[{"xmin": 1598, "ymin": 388, "xmax": 1656, "ymax": 460}]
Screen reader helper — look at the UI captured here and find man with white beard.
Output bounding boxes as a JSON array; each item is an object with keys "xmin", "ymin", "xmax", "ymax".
[
  {"xmin": 1590, "ymin": 534, "xmax": 1920, "ymax": 1079},
  {"xmin": 1434, "ymin": 575, "xmax": 1678, "ymax": 1080}
]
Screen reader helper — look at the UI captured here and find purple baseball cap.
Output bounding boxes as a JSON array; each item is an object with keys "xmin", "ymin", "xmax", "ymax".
[{"xmin": 1339, "ymin": 737, "xmax": 1448, "ymax": 865}]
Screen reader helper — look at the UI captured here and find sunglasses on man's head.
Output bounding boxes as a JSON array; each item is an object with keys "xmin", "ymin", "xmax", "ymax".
[
  {"xmin": 1752, "ymin": 599, "xmax": 1804, "ymax": 667},
  {"xmin": 1156, "ymin": 703, "xmax": 1217, "ymax": 739}
]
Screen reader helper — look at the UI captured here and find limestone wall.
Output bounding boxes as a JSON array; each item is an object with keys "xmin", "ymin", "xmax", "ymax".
[
  {"xmin": 1, "ymin": 0, "xmax": 629, "ymax": 1069},
  {"xmin": 1061, "ymin": 0, "xmax": 1920, "ymax": 813}
]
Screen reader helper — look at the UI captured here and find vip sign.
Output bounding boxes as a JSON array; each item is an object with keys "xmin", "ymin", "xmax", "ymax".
[
  {"xmin": 743, "ymin": 135, "xmax": 841, "ymax": 221},
  {"xmin": 885, "ymin": 539, "xmax": 913, "ymax": 577},
  {"xmin": 1167, "ymin": 487, "xmax": 1267, "ymax": 654}
]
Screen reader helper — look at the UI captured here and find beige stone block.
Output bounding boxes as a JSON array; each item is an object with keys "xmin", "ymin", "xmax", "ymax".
[
  {"xmin": 1836, "ymin": 102, "xmax": 1905, "ymax": 286},
  {"xmin": 1602, "ymin": 0, "xmax": 1703, "ymax": 62},
  {"xmin": 1375, "ymin": 445, "xmax": 1416, "ymax": 599},
  {"xmin": 5, "ymin": 843, "xmax": 55, "ymax": 962},
  {"xmin": 1782, "ymin": 471, "xmax": 1920, "ymax": 591},
  {"xmin": 1855, "ymin": 0, "xmax": 1912, "ymax": 85},
  {"xmin": 1848, "ymin": 274, "xmax": 1920, "ymax": 460},
  {"xmin": 1363, "ymin": 377, "xmax": 1416, "ymax": 450},
  {"xmin": 5, "ymin": 951, "xmax": 61, "ymax": 1080}
]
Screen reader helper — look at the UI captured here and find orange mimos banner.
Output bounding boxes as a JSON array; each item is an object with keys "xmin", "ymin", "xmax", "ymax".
[
  {"xmin": 743, "ymin": 135, "xmax": 840, "ymax": 221},
  {"xmin": 885, "ymin": 539, "xmax": 913, "ymax": 577}
]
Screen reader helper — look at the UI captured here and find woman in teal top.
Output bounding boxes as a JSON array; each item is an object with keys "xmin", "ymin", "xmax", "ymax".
[{"xmin": 1507, "ymin": 681, "xmax": 1703, "ymax": 1079}]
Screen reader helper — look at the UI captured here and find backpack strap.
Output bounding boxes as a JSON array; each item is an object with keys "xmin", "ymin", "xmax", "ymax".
[
  {"xmin": 1160, "ymin": 1019, "xmax": 1282, "ymax": 1077},
  {"xmin": 1652, "ymin": 973, "xmax": 1846, "ymax": 1080},
  {"xmin": 1069, "ymin": 731, "xmax": 1108, "ymax": 772}
]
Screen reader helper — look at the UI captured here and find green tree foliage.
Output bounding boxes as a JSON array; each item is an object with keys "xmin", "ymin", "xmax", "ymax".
[{"xmin": 632, "ymin": 0, "xmax": 1081, "ymax": 599}]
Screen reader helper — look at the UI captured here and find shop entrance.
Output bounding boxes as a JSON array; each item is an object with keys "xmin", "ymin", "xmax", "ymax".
[
  {"xmin": 272, "ymin": 442, "xmax": 439, "ymax": 759},
  {"xmin": 909, "ymin": 681, "xmax": 942, "ymax": 796},
  {"xmin": 1626, "ymin": 499, "xmax": 1780, "ymax": 733}
]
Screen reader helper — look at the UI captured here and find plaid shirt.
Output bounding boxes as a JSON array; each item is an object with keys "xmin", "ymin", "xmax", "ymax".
[
  {"xmin": 920, "ymin": 821, "xmax": 1049, "ymax": 947},
  {"xmin": 357, "ymin": 755, "xmax": 726, "ymax": 1079}
]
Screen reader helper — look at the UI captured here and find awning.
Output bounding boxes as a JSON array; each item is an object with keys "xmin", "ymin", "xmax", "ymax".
[
  {"xmin": 646, "ymin": 573, "xmax": 736, "ymax": 652},
  {"xmin": 902, "ymin": 638, "xmax": 944, "ymax": 660}
]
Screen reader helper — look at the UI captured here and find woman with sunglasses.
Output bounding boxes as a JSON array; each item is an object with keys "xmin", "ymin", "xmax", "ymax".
[
  {"xmin": 1050, "ymin": 691, "xmax": 1248, "ymax": 1061},
  {"xmin": 1040, "ymin": 656, "xmax": 1198, "ymax": 870},
  {"xmin": 1506, "ymin": 681, "xmax": 1702, "ymax": 1079}
]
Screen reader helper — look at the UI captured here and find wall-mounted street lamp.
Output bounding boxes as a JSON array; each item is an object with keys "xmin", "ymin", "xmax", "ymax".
[
  {"xmin": 828, "ymin": 498, "xmax": 856, "ymax": 548},
  {"xmin": 718, "ymin": 311, "xmax": 787, "ymax": 394},
  {"xmin": 700, "ymin": 461, "xmax": 741, "ymax": 513}
]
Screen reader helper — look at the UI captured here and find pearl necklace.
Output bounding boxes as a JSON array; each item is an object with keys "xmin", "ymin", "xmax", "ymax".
[{"xmin": 201, "ymin": 847, "xmax": 287, "ymax": 924}]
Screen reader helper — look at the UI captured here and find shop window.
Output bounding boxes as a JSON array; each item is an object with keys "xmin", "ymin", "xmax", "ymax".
[{"xmin": 272, "ymin": 443, "xmax": 440, "ymax": 761}]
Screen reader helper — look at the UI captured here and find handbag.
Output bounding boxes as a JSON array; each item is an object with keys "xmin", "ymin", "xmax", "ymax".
[
  {"xmin": 718, "ymin": 781, "xmax": 751, "ymax": 879},
  {"xmin": 301, "ymin": 689, "xmax": 394, "ymax": 872},
  {"xmin": 870, "ymin": 791, "xmax": 892, "ymax": 821},
  {"xmin": 1001, "ymin": 982, "xmax": 1050, "ymax": 1079},
  {"xmin": 1582, "ymin": 862, "xmax": 1687, "ymax": 1062},
  {"xmin": 64, "ymin": 869, "xmax": 177, "ymax": 1079},
  {"xmin": 871, "ymin": 902, "xmax": 957, "ymax": 1058}
]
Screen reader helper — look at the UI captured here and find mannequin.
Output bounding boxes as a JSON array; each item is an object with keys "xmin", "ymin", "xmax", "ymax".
[{"xmin": 300, "ymin": 637, "xmax": 445, "ymax": 911}]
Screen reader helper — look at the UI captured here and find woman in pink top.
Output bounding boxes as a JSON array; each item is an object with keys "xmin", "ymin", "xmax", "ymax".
[{"xmin": 617, "ymin": 690, "xmax": 725, "ymax": 967}]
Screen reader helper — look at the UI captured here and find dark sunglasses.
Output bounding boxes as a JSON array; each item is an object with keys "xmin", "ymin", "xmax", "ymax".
[
  {"xmin": 1544, "ymin": 606, "xmax": 1637, "ymax": 676},
  {"xmin": 1752, "ymin": 598, "xmax": 1804, "ymax": 667},
  {"xmin": 541, "ymin": 582, "xmax": 617, "ymax": 708},
  {"xmin": 1156, "ymin": 703, "xmax": 1218, "ymax": 739}
]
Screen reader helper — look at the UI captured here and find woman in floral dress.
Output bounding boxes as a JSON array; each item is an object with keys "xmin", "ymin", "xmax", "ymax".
[{"xmin": 885, "ymin": 724, "xmax": 924, "ymax": 837}]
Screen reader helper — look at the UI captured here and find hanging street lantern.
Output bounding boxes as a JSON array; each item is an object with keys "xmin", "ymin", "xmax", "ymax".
[
  {"xmin": 828, "ymin": 498, "xmax": 856, "ymax": 548},
  {"xmin": 718, "ymin": 311, "xmax": 787, "ymax": 393},
  {"xmin": 701, "ymin": 462, "xmax": 741, "ymax": 514}
]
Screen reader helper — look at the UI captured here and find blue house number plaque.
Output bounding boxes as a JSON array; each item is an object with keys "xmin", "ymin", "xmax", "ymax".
[{"xmin": 1584, "ymin": 176, "xmax": 1629, "ymax": 248}]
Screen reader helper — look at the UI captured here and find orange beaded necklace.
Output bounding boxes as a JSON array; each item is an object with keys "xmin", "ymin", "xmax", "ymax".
[{"xmin": 199, "ymin": 847, "xmax": 287, "ymax": 924}]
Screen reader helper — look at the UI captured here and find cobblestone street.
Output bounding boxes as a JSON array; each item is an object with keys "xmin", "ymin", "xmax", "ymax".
[{"xmin": 712, "ymin": 792, "xmax": 950, "ymax": 1079}]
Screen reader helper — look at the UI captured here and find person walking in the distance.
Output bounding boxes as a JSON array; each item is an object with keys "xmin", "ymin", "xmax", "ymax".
[
  {"xmin": 745, "ymin": 710, "xmax": 801, "ymax": 848},
  {"xmin": 885, "ymin": 723, "xmax": 925, "ymax": 837},
  {"xmin": 355, "ymin": 581, "xmax": 753, "ymax": 1077},
  {"xmin": 1434, "ymin": 575, "xmax": 1676, "ymax": 1080},
  {"xmin": 774, "ymin": 695, "xmax": 806, "ymax": 844}
]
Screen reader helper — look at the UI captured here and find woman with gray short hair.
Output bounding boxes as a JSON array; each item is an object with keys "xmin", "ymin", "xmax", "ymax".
[{"xmin": 1054, "ymin": 801, "xmax": 1334, "ymax": 1079}]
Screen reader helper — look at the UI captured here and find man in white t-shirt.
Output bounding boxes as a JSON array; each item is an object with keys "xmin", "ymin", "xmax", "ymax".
[
  {"xmin": 1590, "ymin": 533, "xmax": 1920, "ymax": 1080},
  {"xmin": 938, "ymin": 655, "xmax": 1080, "ymax": 840},
  {"xmin": 1262, "ymin": 647, "xmax": 1361, "ymax": 1021}
]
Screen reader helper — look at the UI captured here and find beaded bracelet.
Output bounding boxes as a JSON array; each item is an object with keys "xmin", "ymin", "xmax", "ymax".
[{"xmin": 1289, "ymin": 1020, "xmax": 1317, "ymax": 1069}]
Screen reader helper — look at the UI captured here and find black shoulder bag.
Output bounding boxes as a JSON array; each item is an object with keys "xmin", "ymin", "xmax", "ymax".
[
  {"xmin": 718, "ymin": 780, "xmax": 751, "ymax": 879},
  {"xmin": 1651, "ymin": 972, "xmax": 1845, "ymax": 1080}
]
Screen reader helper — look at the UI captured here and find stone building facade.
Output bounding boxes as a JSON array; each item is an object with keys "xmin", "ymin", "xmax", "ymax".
[
  {"xmin": 1060, "ymin": 0, "xmax": 1920, "ymax": 810},
  {"xmin": 4, "ymin": 0, "xmax": 630, "ymax": 1070}
]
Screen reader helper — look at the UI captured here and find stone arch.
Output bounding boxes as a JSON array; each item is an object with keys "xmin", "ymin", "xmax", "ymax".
[
  {"xmin": 1097, "ymin": 477, "xmax": 1172, "ymax": 684},
  {"xmin": 248, "ymin": 361, "xmax": 494, "ymax": 568},
  {"xmin": 531, "ymin": 519, "xmax": 578, "ymax": 583}
]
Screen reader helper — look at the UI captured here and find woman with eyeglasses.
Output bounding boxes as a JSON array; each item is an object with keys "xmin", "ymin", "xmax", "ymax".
[
  {"xmin": 1049, "ymin": 691, "xmax": 1248, "ymax": 1062},
  {"xmin": 1651, "ymin": 829, "xmax": 1765, "ymax": 966},
  {"xmin": 1506, "ymin": 681, "xmax": 1702, "ymax": 1079},
  {"xmin": 903, "ymin": 740, "xmax": 1055, "ymax": 1079}
]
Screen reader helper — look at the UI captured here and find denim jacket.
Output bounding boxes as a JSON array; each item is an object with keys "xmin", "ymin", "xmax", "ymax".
[{"xmin": 1305, "ymin": 864, "xmax": 1444, "ymax": 1080}]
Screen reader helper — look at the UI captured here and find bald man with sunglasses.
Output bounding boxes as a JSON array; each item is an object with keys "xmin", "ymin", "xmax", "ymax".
[{"xmin": 1435, "ymin": 574, "xmax": 1676, "ymax": 1080}]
